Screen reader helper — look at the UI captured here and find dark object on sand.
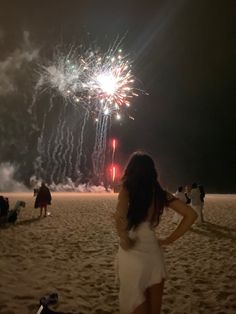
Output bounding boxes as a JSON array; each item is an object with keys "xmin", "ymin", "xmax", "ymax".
[
  {"xmin": 40, "ymin": 293, "xmax": 58, "ymax": 307},
  {"xmin": 37, "ymin": 293, "xmax": 75, "ymax": 314},
  {"xmin": 8, "ymin": 201, "xmax": 26, "ymax": 223},
  {"xmin": 0, "ymin": 196, "xmax": 9, "ymax": 217},
  {"xmin": 0, "ymin": 200, "xmax": 26, "ymax": 225}
]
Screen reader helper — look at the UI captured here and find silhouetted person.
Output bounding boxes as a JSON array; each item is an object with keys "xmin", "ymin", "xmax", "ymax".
[
  {"xmin": 198, "ymin": 184, "xmax": 205, "ymax": 221},
  {"xmin": 34, "ymin": 182, "xmax": 52, "ymax": 217},
  {"xmin": 198, "ymin": 184, "xmax": 205, "ymax": 203},
  {"xmin": 185, "ymin": 185, "xmax": 191, "ymax": 204},
  {"xmin": 0, "ymin": 196, "xmax": 9, "ymax": 218}
]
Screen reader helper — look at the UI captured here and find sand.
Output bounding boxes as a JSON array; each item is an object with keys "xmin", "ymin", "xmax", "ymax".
[{"xmin": 0, "ymin": 193, "xmax": 236, "ymax": 314}]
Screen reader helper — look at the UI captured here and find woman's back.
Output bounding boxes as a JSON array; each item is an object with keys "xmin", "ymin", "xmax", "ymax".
[{"xmin": 115, "ymin": 151, "xmax": 197, "ymax": 314}]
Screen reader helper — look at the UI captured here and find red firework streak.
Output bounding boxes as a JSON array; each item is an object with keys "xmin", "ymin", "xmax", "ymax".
[
  {"xmin": 111, "ymin": 139, "xmax": 117, "ymax": 188},
  {"xmin": 111, "ymin": 165, "xmax": 116, "ymax": 182},
  {"xmin": 112, "ymin": 138, "xmax": 116, "ymax": 152},
  {"xmin": 111, "ymin": 139, "xmax": 116, "ymax": 168}
]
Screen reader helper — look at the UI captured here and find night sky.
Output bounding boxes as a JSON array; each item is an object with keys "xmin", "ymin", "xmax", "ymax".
[{"xmin": 0, "ymin": 0, "xmax": 235, "ymax": 192}]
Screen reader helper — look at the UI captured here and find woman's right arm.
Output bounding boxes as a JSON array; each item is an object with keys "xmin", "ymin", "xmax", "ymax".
[{"xmin": 159, "ymin": 199, "xmax": 197, "ymax": 246}]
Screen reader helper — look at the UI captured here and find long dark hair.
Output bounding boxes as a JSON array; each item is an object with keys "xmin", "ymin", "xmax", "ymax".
[{"xmin": 122, "ymin": 152, "xmax": 166, "ymax": 230}]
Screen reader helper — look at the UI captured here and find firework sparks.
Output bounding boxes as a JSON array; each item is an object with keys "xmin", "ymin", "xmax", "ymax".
[
  {"xmin": 36, "ymin": 49, "xmax": 85, "ymax": 101},
  {"xmin": 35, "ymin": 40, "xmax": 142, "ymax": 182},
  {"xmin": 37, "ymin": 44, "xmax": 139, "ymax": 120},
  {"xmin": 85, "ymin": 49, "xmax": 136, "ymax": 118}
]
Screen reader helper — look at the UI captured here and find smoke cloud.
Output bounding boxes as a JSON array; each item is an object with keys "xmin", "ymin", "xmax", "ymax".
[
  {"xmin": 0, "ymin": 31, "xmax": 39, "ymax": 96},
  {"xmin": 0, "ymin": 30, "xmax": 40, "ymax": 188},
  {"xmin": 0, "ymin": 163, "xmax": 29, "ymax": 192}
]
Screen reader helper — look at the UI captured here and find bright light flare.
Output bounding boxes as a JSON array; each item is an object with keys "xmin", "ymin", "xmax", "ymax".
[
  {"xmin": 104, "ymin": 107, "xmax": 110, "ymax": 115},
  {"xmin": 96, "ymin": 72, "xmax": 118, "ymax": 95}
]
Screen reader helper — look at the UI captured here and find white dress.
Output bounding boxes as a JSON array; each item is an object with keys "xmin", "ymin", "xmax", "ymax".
[
  {"xmin": 173, "ymin": 191, "xmax": 186, "ymax": 223},
  {"xmin": 114, "ymin": 189, "xmax": 175, "ymax": 314},
  {"xmin": 117, "ymin": 222, "xmax": 167, "ymax": 313},
  {"xmin": 189, "ymin": 188, "xmax": 203, "ymax": 223}
]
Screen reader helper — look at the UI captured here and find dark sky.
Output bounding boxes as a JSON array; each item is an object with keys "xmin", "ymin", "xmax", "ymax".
[{"xmin": 0, "ymin": 0, "xmax": 235, "ymax": 192}]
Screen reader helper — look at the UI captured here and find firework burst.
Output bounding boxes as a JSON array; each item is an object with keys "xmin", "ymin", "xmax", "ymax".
[
  {"xmin": 37, "ymin": 43, "xmax": 139, "ymax": 121},
  {"xmin": 34, "ymin": 40, "xmax": 143, "ymax": 182}
]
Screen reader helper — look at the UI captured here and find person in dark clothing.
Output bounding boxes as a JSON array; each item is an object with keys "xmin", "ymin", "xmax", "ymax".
[
  {"xmin": 0, "ymin": 196, "xmax": 9, "ymax": 217},
  {"xmin": 198, "ymin": 184, "xmax": 205, "ymax": 203},
  {"xmin": 198, "ymin": 184, "xmax": 205, "ymax": 222},
  {"xmin": 184, "ymin": 185, "xmax": 191, "ymax": 204},
  {"xmin": 34, "ymin": 182, "xmax": 52, "ymax": 217},
  {"xmin": 33, "ymin": 188, "xmax": 39, "ymax": 196}
]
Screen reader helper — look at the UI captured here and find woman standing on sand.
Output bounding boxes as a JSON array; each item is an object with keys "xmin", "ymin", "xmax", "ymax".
[
  {"xmin": 34, "ymin": 182, "xmax": 52, "ymax": 217},
  {"xmin": 172, "ymin": 186, "xmax": 188, "ymax": 223},
  {"xmin": 189, "ymin": 182, "xmax": 204, "ymax": 223},
  {"xmin": 114, "ymin": 152, "xmax": 197, "ymax": 314}
]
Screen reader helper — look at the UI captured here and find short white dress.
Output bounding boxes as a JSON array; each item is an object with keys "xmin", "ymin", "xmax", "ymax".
[
  {"xmin": 115, "ymin": 189, "xmax": 175, "ymax": 314},
  {"xmin": 118, "ymin": 222, "xmax": 167, "ymax": 313}
]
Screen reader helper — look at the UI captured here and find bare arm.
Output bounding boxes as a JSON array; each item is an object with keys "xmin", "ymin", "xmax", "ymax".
[
  {"xmin": 113, "ymin": 187, "xmax": 134, "ymax": 249},
  {"xmin": 160, "ymin": 199, "xmax": 197, "ymax": 245}
]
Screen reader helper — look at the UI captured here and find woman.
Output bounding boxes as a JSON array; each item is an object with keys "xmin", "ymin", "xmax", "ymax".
[
  {"xmin": 189, "ymin": 183, "xmax": 203, "ymax": 223},
  {"xmin": 34, "ymin": 182, "xmax": 52, "ymax": 217},
  {"xmin": 172, "ymin": 186, "xmax": 187, "ymax": 223},
  {"xmin": 114, "ymin": 152, "xmax": 197, "ymax": 314}
]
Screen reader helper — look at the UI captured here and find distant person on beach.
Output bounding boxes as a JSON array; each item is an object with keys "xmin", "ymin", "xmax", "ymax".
[
  {"xmin": 189, "ymin": 182, "xmax": 203, "ymax": 223},
  {"xmin": 114, "ymin": 152, "xmax": 197, "ymax": 314},
  {"xmin": 198, "ymin": 184, "xmax": 205, "ymax": 222},
  {"xmin": 34, "ymin": 182, "xmax": 52, "ymax": 217},
  {"xmin": 173, "ymin": 186, "xmax": 187, "ymax": 223},
  {"xmin": 174, "ymin": 186, "xmax": 187, "ymax": 202}
]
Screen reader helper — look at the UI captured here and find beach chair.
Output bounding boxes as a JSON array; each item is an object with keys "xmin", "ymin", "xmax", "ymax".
[
  {"xmin": 7, "ymin": 200, "xmax": 26, "ymax": 223},
  {"xmin": 0, "ymin": 200, "xmax": 26, "ymax": 225}
]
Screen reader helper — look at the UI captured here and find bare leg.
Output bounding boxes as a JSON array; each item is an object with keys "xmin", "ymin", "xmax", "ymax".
[
  {"xmin": 132, "ymin": 300, "xmax": 148, "ymax": 314},
  {"xmin": 200, "ymin": 205, "xmax": 204, "ymax": 222},
  {"xmin": 146, "ymin": 280, "xmax": 164, "ymax": 314},
  {"xmin": 44, "ymin": 205, "xmax": 47, "ymax": 217}
]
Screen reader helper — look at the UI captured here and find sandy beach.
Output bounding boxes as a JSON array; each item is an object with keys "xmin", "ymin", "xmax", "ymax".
[{"xmin": 0, "ymin": 193, "xmax": 236, "ymax": 314}]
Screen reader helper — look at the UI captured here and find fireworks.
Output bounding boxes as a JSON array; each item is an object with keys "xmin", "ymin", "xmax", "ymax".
[
  {"xmin": 34, "ymin": 40, "xmax": 142, "ymax": 183},
  {"xmin": 37, "ymin": 45, "xmax": 139, "ymax": 121}
]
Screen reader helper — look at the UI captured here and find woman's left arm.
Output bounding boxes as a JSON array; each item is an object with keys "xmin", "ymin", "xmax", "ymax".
[{"xmin": 159, "ymin": 197, "xmax": 197, "ymax": 246}]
